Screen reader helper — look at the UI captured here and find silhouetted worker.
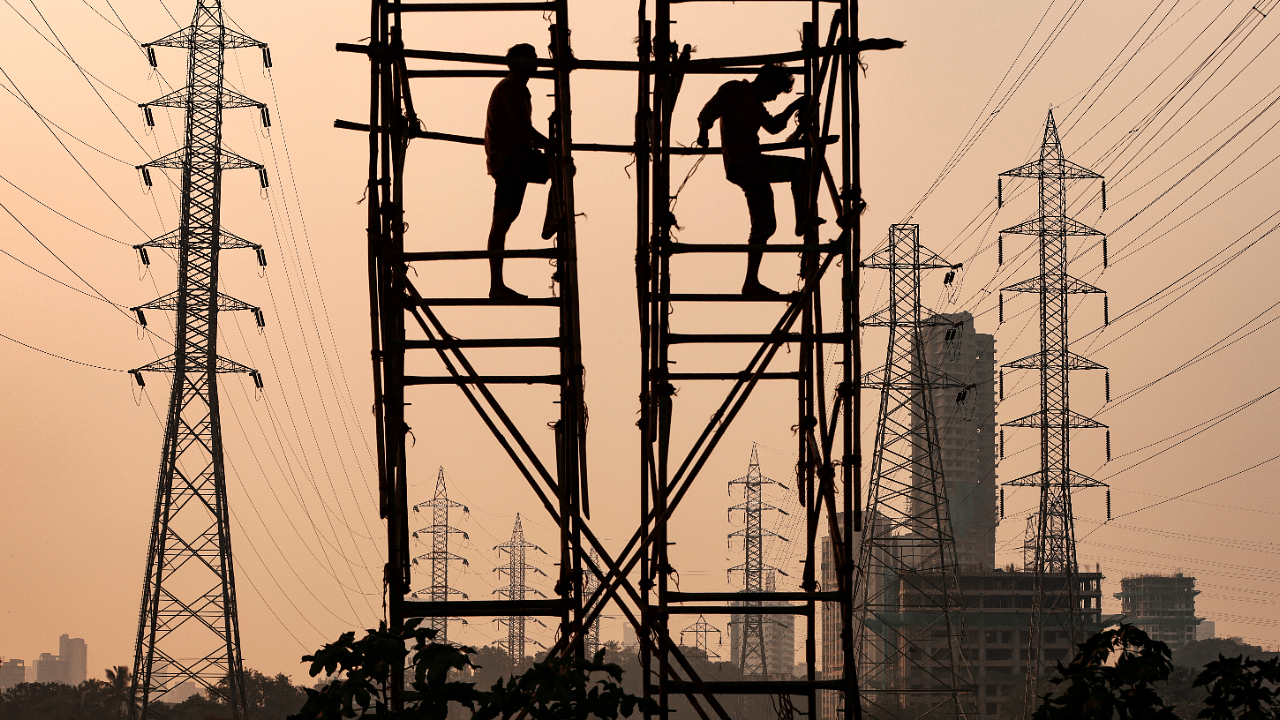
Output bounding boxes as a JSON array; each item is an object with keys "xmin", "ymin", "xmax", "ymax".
[
  {"xmin": 696, "ymin": 63, "xmax": 816, "ymax": 296},
  {"xmin": 485, "ymin": 43, "xmax": 553, "ymax": 300}
]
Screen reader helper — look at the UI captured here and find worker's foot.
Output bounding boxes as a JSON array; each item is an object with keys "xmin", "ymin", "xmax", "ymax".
[
  {"xmin": 489, "ymin": 284, "xmax": 528, "ymax": 301},
  {"xmin": 742, "ymin": 280, "xmax": 781, "ymax": 297},
  {"xmin": 796, "ymin": 216, "xmax": 826, "ymax": 236}
]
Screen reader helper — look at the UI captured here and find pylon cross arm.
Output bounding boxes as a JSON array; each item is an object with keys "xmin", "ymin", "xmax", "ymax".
[
  {"xmin": 1000, "ymin": 157, "xmax": 1101, "ymax": 180},
  {"xmin": 860, "ymin": 243, "xmax": 954, "ymax": 270},
  {"xmin": 1002, "ymin": 468, "xmax": 1109, "ymax": 489},
  {"xmin": 1003, "ymin": 350, "xmax": 1105, "ymax": 371},
  {"xmin": 999, "ymin": 215, "xmax": 1103, "ymax": 237},
  {"xmin": 1000, "ymin": 274, "xmax": 1105, "ymax": 295},
  {"xmin": 133, "ymin": 290, "xmax": 259, "ymax": 314},
  {"xmin": 1002, "ymin": 409, "xmax": 1107, "ymax": 429},
  {"xmin": 132, "ymin": 354, "xmax": 257, "ymax": 375}
]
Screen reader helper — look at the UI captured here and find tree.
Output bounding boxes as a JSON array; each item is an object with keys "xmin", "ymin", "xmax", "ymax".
[
  {"xmin": 1194, "ymin": 656, "xmax": 1280, "ymax": 720},
  {"xmin": 287, "ymin": 619, "xmax": 656, "ymax": 720},
  {"xmin": 1031, "ymin": 624, "xmax": 1179, "ymax": 720},
  {"xmin": 104, "ymin": 666, "xmax": 131, "ymax": 719}
]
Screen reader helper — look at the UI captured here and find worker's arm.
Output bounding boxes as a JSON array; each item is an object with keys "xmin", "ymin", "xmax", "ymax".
[
  {"xmin": 762, "ymin": 96, "xmax": 807, "ymax": 135},
  {"xmin": 695, "ymin": 89, "xmax": 724, "ymax": 148}
]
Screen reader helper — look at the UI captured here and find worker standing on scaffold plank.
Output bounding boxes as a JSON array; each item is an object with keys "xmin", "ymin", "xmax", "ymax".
[
  {"xmin": 696, "ymin": 64, "xmax": 819, "ymax": 297},
  {"xmin": 485, "ymin": 43, "xmax": 554, "ymax": 301}
]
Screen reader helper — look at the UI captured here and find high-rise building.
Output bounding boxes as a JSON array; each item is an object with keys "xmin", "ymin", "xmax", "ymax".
[
  {"xmin": 822, "ymin": 312, "xmax": 1106, "ymax": 720},
  {"xmin": 957, "ymin": 568, "xmax": 1103, "ymax": 719},
  {"xmin": 922, "ymin": 312, "xmax": 997, "ymax": 573},
  {"xmin": 728, "ymin": 601, "xmax": 796, "ymax": 678},
  {"xmin": 59, "ymin": 634, "xmax": 87, "ymax": 686},
  {"xmin": 32, "ymin": 635, "xmax": 87, "ymax": 686},
  {"xmin": 1199, "ymin": 620, "xmax": 1216, "ymax": 640},
  {"xmin": 0, "ymin": 659, "xmax": 25, "ymax": 690},
  {"xmin": 36, "ymin": 653, "xmax": 69, "ymax": 685},
  {"xmin": 1115, "ymin": 574, "xmax": 1202, "ymax": 651}
]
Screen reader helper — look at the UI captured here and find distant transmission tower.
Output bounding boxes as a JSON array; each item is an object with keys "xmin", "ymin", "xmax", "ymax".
[
  {"xmin": 582, "ymin": 548, "xmax": 601, "ymax": 659},
  {"xmin": 411, "ymin": 467, "xmax": 469, "ymax": 645},
  {"xmin": 996, "ymin": 110, "xmax": 1108, "ymax": 699},
  {"xmin": 127, "ymin": 2, "xmax": 269, "ymax": 718},
  {"xmin": 681, "ymin": 615, "xmax": 722, "ymax": 661},
  {"xmin": 856, "ymin": 224, "xmax": 967, "ymax": 720},
  {"xmin": 728, "ymin": 445, "xmax": 787, "ymax": 677},
  {"xmin": 494, "ymin": 515, "xmax": 547, "ymax": 664}
]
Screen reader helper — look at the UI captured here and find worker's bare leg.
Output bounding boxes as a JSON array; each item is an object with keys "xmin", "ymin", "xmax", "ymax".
[
  {"xmin": 741, "ymin": 182, "xmax": 779, "ymax": 296},
  {"xmin": 488, "ymin": 177, "xmax": 528, "ymax": 299}
]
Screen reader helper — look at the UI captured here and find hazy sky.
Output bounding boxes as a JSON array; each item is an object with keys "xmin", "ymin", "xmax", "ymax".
[{"xmin": 1, "ymin": 0, "xmax": 1277, "ymax": 682}]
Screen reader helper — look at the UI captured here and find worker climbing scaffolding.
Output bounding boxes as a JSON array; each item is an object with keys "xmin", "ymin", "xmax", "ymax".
[{"xmin": 695, "ymin": 64, "xmax": 819, "ymax": 296}]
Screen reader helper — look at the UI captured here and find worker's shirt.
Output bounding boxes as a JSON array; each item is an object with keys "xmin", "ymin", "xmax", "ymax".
[
  {"xmin": 485, "ymin": 77, "xmax": 537, "ymax": 177},
  {"xmin": 697, "ymin": 80, "xmax": 791, "ymax": 182}
]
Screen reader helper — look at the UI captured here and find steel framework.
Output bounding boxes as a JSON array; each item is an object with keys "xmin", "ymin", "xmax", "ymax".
[
  {"xmin": 127, "ymin": 2, "xmax": 268, "ymax": 717},
  {"xmin": 412, "ymin": 467, "xmax": 469, "ymax": 644},
  {"xmin": 637, "ymin": 2, "xmax": 882, "ymax": 716},
  {"xmin": 338, "ymin": 0, "xmax": 596, "ymax": 702},
  {"xmin": 855, "ymin": 224, "xmax": 968, "ymax": 720},
  {"xmin": 342, "ymin": 1, "xmax": 889, "ymax": 716},
  {"xmin": 996, "ymin": 111, "xmax": 1108, "ymax": 701}
]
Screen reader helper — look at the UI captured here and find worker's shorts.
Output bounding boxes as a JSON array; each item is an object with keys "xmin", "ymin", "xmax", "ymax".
[{"xmin": 727, "ymin": 155, "xmax": 807, "ymax": 242}]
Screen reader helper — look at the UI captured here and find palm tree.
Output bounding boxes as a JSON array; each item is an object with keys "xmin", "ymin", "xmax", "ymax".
[{"xmin": 104, "ymin": 666, "xmax": 131, "ymax": 718}]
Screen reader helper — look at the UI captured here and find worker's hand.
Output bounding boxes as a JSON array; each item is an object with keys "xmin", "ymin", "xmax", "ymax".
[
  {"xmin": 786, "ymin": 95, "xmax": 809, "ymax": 116},
  {"xmin": 695, "ymin": 130, "xmax": 709, "ymax": 148}
]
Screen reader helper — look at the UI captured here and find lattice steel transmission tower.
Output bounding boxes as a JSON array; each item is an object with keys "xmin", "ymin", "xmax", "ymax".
[
  {"xmin": 411, "ymin": 467, "xmax": 469, "ymax": 644},
  {"xmin": 728, "ymin": 445, "xmax": 787, "ymax": 677},
  {"xmin": 583, "ymin": 549, "xmax": 602, "ymax": 659},
  {"xmin": 681, "ymin": 615, "xmax": 723, "ymax": 661},
  {"xmin": 856, "ymin": 224, "xmax": 967, "ymax": 720},
  {"xmin": 494, "ymin": 515, "xmax": 548, "ymax": 664},
  {"xmin": 996, "ymin": 110, "xmax": 1108, "ymax": 697},
  {"xmin": 127, "ymin": 2, "xmax": 269, "ymax": 717}
]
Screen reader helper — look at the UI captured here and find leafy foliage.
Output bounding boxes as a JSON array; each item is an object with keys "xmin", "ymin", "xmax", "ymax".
[
  {"xmin": 1032, "ymin": 624, "xmax": 1179, "ymax": 720},
  {"xmin": 1029, "ymin": 625, "xmax": 1280, "ymax": 720},
  {"xmin": 288, "ymin": 619, "xmax": 655, "ymax": 720},
  {"xmin": 1194, "ymin": 656, "xmax": 1280, "ymax": 720},
  {"xmin": 473, "ymin": 651, "xmax": 654, "ymax": 720}
]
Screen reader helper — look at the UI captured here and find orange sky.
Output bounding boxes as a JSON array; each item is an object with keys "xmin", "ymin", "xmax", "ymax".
[{"xmin": 1, "ymin": 0, "xmax": 1277, "ymax": 682}]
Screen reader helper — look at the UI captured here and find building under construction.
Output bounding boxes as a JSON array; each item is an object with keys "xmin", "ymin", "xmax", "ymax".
[
  {"xmin": 820, "ymin": 307, "xmax": 1105, "ymax": 720},
  {"xmin": 1115, "ymin": 574, "xmax": 1202, "ymax": 652}
]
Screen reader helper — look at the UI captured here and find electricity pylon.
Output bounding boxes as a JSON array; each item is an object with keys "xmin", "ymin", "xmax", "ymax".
[
  {"xmin": 856, "ymin": 224, "xmax": 968, "ymax": 720},
  {"xmin": 494, "ymin": 515, "xmax": 547, "ymax": 664},
  {"xmin": 411, "ymin": 467, "xmax": 469, "ymax": 645},
  {"xmin": 127, "ymin": 2, "xmax": 268, "ymax": 718},
  {"xmin": 681, "ymin": 615, "xmax": 723, "ymax": 661},
  {"xmin": 727, "ymin": 444, "xmax": 787, "ymax": 677},
  {"xmin": 582, "ymin": 549, "xmax": 601, "ymax": 659},
  {"xmin": 997, "ymin": 110, "xmax": 1108, "ymax": 700}
]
